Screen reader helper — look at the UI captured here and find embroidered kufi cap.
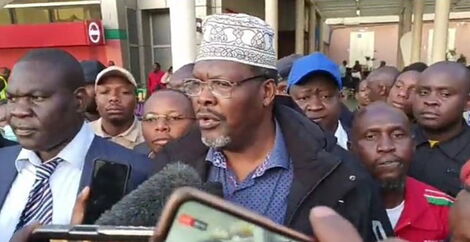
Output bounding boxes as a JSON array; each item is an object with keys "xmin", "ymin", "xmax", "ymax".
[{"xmin": 196, "ymin": 13, "xmax": 277, "ymax": 70}]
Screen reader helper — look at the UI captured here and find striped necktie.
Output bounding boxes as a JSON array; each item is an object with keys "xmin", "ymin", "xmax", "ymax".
[{"xmin": 15, "ymin": 158, "xmax": 63, "ymax": 230}]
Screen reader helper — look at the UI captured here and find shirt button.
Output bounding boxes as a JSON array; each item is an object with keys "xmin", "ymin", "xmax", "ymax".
[{"xmin": 349, "ymin": 175, "xmax": 356, "ymax": 181}]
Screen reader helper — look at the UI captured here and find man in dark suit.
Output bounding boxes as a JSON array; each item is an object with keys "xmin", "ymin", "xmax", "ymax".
[
  {"xmin": 0, "ymin": 135, "xmax": 15, "ymax": 148},
  {"xmin": 0, "ymin": 49, "xmax": 155, "ymax": 241}
]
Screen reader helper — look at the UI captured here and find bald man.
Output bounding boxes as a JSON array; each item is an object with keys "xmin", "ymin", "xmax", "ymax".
[
  {"xmin": 409, "ymin": 61, "xmax": 470, "ymax": 197},
  {"xmin": 0, "ymin": 49, "xmax": 154, "ymax": 241},
  {"xmin": 367, "ymin": 66, "xmax": 400, "ymax": 102},
  {"xmin": 351, "ymin": 102, "xmax": 452, "ymax": 241}
]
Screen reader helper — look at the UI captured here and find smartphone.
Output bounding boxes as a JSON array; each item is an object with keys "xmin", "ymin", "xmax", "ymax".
[
  {"xmin": 83, "ymin": 159, "xmax": 131, "ymax": 224},
  {"xmin": 154, "ymin": 187, "xmax": 313, "ymax": 242},
  {"xmin": 31, "ymin": 224, "xmax": 153, "ymax": 241}
]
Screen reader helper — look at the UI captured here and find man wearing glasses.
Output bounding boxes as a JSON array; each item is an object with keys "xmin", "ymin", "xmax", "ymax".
[
  {"xmin": 154, "ymin": 13, "xmax": 392, "ymax": 240},
  {"xmin": 135, "ymin": 89, "xmax": 196, "ymax": 158}
]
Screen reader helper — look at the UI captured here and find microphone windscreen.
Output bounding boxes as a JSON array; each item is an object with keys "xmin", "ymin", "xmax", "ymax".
[{"xmin": 95, "ymin": 162, "xmax": 202, "ymax": 226}]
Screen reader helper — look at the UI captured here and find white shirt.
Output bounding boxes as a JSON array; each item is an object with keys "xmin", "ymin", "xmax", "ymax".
[
  {"xmin": 386, "ymin": 200, "xmax": 405, "ymax": 229},
  {"xmin": 0, "ymin": 123, "xmax": 95, "ymax": 241},
  {"xmin": 334, "ymin": 121, "xmax": 349, "ymax": 150}
]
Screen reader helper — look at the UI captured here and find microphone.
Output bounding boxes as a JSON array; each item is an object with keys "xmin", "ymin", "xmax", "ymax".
[{"xmin": 94, "ymin": 162, "xmax": 221, "ymax": 226}]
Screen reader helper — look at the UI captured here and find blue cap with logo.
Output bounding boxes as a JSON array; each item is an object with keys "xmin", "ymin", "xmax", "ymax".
[{"xmin": 287, "ymin": 53, "xmax": 342, "ymax": 91}]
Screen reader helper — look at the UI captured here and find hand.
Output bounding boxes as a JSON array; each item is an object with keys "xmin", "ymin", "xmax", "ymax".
[
  {"xmin": 309, "ymin": 206, "xmax": 407, "ymax": 242},
  {"xmin": 9, "ymin": 222, "xmax": 42, "ymax": 242},
  {"xmin": 71, "ymin": 186, "xmax": 90, "ymax": 225}
]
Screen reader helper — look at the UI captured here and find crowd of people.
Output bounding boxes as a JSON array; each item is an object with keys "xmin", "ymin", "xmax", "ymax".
[{"xmin": 1, "ymin": 12, "xmax": 470, "ymax": 242}]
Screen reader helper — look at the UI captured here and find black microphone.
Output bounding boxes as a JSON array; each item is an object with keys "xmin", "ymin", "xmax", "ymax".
[{"xmin": 94, "ymin": 162, "xmax": 222, "ymax": 226}]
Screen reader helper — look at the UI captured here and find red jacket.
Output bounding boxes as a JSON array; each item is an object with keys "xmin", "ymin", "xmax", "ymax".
[
  {"xmin": 395, "ymin": 177, "xmax": 454, "ymax": 242},
  {"xmin": 148, "ymin": 70, "xmax": 165, "ymax": 93}
]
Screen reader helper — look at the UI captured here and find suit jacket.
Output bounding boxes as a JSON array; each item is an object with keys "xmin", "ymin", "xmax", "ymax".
[
  {"xmin": 0, "ymin": 136, "xmax": 156, "ymax": 209},
  {"xmin": 0, "ymin": 136, "xmax": 16, "ymax": 149},
  {"xmin": 153, "ymin": 98, "xmax": 393, "ymax": 241}
]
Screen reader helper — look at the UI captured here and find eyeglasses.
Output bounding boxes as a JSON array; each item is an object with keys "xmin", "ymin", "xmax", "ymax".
[
  {"xmin": 182, "ymin": 75, "xmax": 265, "ymax": 99},
  {"xmin": 142, "ymin": 113, "xmax": 195, "ymax": 124}
]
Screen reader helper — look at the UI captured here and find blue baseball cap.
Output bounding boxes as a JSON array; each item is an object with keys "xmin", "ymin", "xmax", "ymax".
[{"xmin": 287, "ymin": 53, "xmax": 342, "ymax": 91}]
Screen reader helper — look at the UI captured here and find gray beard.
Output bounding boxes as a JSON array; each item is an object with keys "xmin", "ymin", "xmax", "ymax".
[
  {"xmin": 201, "ymin": 136, "xmax": 232, "ymax": 149},
  {"xmin": 381, "ymin": 178, "xmax": 406, "ymax": 192}
]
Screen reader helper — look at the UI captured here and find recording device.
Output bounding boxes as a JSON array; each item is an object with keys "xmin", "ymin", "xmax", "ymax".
[
  {"xmin": 31, "ymin": 162, "xmax": 221, "ymax": 240},
  {"xmin": 95, "ymin": 162, "xmax": 208, "ymax": 226},
  {"xmin": 83, "ymin": 159, "xmax": 131, "ymax": 224},
  {"xmin": 154, "ymin": 187, "xmax": 312, "ymax": 242}
]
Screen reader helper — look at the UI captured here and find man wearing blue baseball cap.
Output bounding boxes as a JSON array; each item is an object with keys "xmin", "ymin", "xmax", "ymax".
[{"xmin": 288, "ymin": 53, "xmax": 349, "ymax": 150}]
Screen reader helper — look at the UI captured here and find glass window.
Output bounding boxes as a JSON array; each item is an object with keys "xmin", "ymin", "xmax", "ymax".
[
  {"xmin": 51, "ymin": 5, "xmax": 101, "ymax": 22},
  {"xmin": 153, "ymin": 47, "xmax": 172, "ymax": 71},
  {"xmin": 0, "ymin": 9, "xmax": 12, "ymax": 25},
  {"xmin": 151, "ymin": 10, "xmax": 171, "ymax": 46},
  {"xmin": 127, "ymin": 8, "xmax": 138, "ymax": 45},
  {"xmin": 14, "ymin": 8, "xmax": 50, "ymax": 24},
  {"xmin": 129, "ymin": 46, "xmax": 142, "ymax": 85}
]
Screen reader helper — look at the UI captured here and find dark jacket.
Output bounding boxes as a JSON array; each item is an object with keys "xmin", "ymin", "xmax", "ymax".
[
  {"xmin": 340, "ymin": 103, "xmax": 354, "ymax": 129},
  {"xmin": 409, "ymin": 124, "xmax": 470, "ymax": 197},
  {"xmin": 0, "ymin": 136, "xmax": 156, "ymax": 208},
  {"xmin": 153, "ymin": 99, "xmax": 393, "ymax": 241},
  {"xmin": 0, "ymin": 136, "xmax": 16, "ymax": 148}
]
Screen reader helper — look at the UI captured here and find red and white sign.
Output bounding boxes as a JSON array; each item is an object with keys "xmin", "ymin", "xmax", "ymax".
[{"xmin": 86, "ymin": 21, "xmax": 105, "ymax": 45}]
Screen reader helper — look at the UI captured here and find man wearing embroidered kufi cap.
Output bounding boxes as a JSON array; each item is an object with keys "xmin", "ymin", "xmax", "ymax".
[{"xmin": 153, "ymin": 13, "xmax": 392, "ymax": 240}]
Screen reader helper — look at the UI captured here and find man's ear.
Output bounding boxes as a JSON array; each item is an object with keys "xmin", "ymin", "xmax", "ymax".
[
  {"xmin": 464, "ymin": 93, "xmax": 470, "ymax": 112},
  {"xmin": 74, "ymin": 87, "xmax": 88, "ymax": 113},
  {"xmin": 262, "ymin": 79, "xmax": 277, "ymax": 107}
]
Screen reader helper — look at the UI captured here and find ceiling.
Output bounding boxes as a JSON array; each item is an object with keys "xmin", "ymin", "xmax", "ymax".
[{"xmin": 315, "ymin": 0, "xmax": 470, "ymax": 18}]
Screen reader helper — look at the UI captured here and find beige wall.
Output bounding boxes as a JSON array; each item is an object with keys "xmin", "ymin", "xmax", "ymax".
[
  {"xmin": 328, "ymin": 19, "xmax": 470, "ymax": 67},
  {"xmin": 328, "ymin": 24, "xmax": 399, "ymax": 66}
]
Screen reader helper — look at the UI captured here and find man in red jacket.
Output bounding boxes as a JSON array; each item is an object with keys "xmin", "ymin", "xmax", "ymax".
[
  {"xmin": 147, "ymin": 62, "xmax": 165, "ymax": 94},
  {"xmin": 350, "ymin": 101, "xmax": 453, "ymax": 242}
]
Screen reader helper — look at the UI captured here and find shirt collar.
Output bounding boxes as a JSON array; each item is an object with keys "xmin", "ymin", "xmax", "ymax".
[
  {"xmin": 334, "ymin": 121, "xmax": 349, "ymax": 150},
  {"xmin": 93, "ymin": 117, "xmax": 141, "ymax": 143},
  {"xmin": 414, "ymin": 122, "xmax": 470, "ymax": 157},
  {"xmin": 16, "ymin": 122, "xmax": 95, "ymax": 172},
  {"xmin": 206, "ymin": 119, "xmax": 290, "ymax": 171}
]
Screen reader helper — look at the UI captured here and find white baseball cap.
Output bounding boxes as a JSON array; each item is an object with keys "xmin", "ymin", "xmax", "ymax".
[{"xmin": 95, "ymin": 66, "xmax": 137, "ymax": 88}]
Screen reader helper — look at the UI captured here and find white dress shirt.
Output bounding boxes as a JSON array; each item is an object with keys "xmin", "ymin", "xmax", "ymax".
[
  {"xmin": 334, "ymin": 121, "xmax": 349, "ymax": 150},
  {"xmin": 0, "ymin": 123, "xmax": 95, "ymax": 241}
]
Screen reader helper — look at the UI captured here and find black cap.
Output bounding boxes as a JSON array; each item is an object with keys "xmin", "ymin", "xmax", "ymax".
[
  {"xmin": 80, "ymin": 60, "xmax": 106, "ymax": 84},
  {"xmin": 277, "ymin": 54, "xmax": 303, "ymax": 80}
]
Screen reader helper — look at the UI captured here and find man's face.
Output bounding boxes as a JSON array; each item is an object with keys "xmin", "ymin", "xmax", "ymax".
[
  {"xmin": 356, "ymin": 80, "xmax": 370, "ymax": 108},
  {"xmin": 387, "ymin": 71, "xmax": 419, "ymax": 117},
  {"xmin": 0, "ymin": 104, "xmax": 7, "ymax": 127},
  {"xmin": 84, "ymin": 84, "xmax": 97, "ymax": 112},
  {"xmin": 290, "ymin": 75, "xmax": 342, "ymax": 132},
  {"xmin": 366, "ymin": 79, "xmax": 382, "ymax": 102},
  {"xmin": 191, "ymin": 60, "xmax": 275, "ymax": 149},
  {"xmin": 154, "ymin": 64, "xmax": 160, "ymax": 72},
  {"xmin": 413, "ymin": 69, "xmax": 469, "ymax": 131},
  {"xmin": 351, "ymin": 107, "xmax": 414, "ymax": 188},
  {"xmin": 7, "ymin": 61, "xmax": 84, "ymax": 151},
  {"xmin": 142, "ymin": 92, "xmax": 195, "ymax": 154},
  {"xmin": 95, "ymin": 76, "xmax": 136, "ymax": 124},
  {"xmin": 276, "ymin": 80, "xmax": 288, "ymax": 96}
]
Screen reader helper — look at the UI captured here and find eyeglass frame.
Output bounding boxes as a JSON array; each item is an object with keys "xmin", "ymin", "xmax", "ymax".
[
  {"xmin": 182, "ymin": 74, "xmax": 267, "ymax": 99},
  {"xmin": 141, "ymin": 113, "xmax": 196, "ymax": 124}
]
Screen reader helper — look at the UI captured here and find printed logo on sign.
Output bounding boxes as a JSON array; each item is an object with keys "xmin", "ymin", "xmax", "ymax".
[{"xmin": 88, "ymin": 22, "xmax": 101, "ymax": 44}]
